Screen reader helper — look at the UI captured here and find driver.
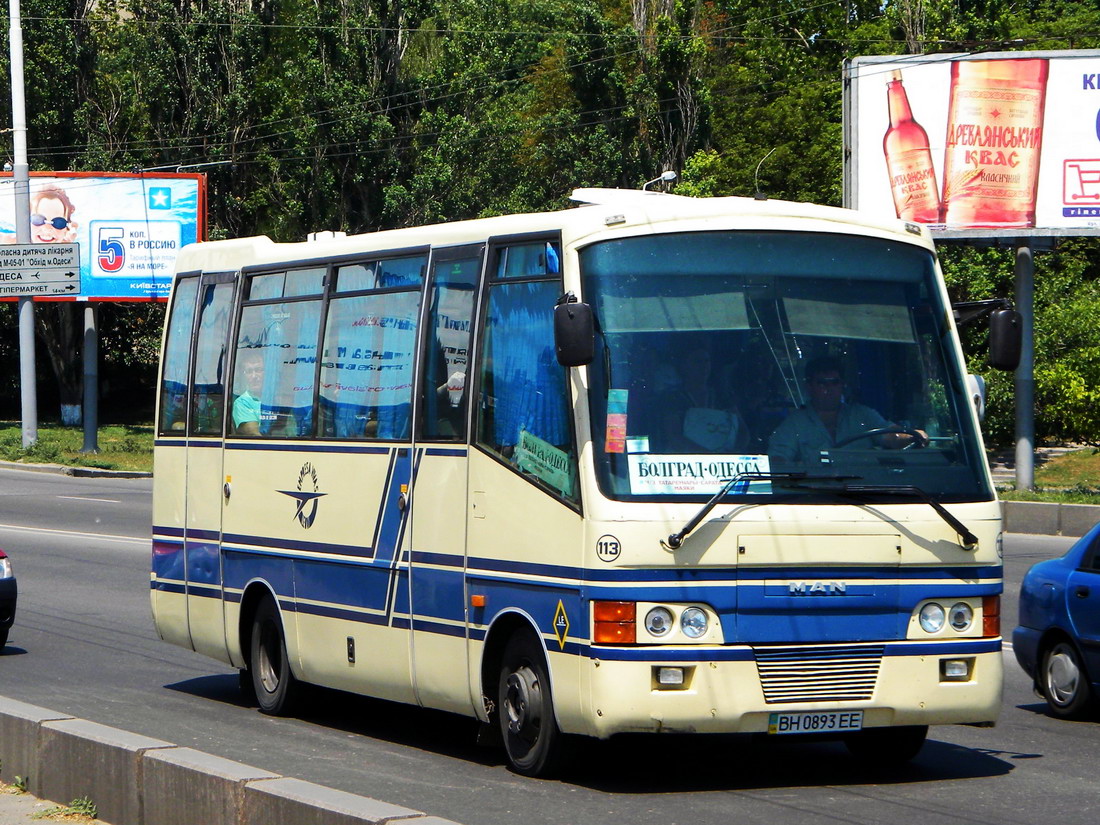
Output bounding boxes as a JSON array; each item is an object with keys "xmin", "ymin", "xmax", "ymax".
[{"xmin": 768, "ymin": 356, "xmax": 925, "ymax": 462}]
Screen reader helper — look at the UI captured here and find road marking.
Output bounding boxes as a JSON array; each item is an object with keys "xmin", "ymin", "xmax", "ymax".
[
  {"xmin": 57, "ymin": 496, "xmax": 121, "ymax": 504},
  {"xmin": 0, "ymin": 522, "xmax": 147, "ymax": 545}
]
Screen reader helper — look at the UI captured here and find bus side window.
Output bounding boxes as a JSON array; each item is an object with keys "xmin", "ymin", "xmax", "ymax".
[
  {"xmin": 231, "ymin": 300, "xmax": 322, "ymax": 438},
  {"xmin": 158, "ymin": 277, "xmax": 200, "ymax": 434},
  {"xmin": 476, "ymin": 278, "xmax": 578, "ymax": 502},
  {"xmin": 190, "ymin": 281, "xmax": 235, "ymax": 437}
]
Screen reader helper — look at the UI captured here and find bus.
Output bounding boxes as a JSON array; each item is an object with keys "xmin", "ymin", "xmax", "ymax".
[{"xmin": 152, "ymin": 189, "xmax": 1016, "ymax": 776}]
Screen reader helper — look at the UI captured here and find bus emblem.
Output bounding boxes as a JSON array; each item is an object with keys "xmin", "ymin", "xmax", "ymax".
[
  {"xmin": 277, "ymin": 462, "xmax": 328, "ymax": 529},
  {"xmin": 788, "ymin": 581, "xmax": 847, "ymax": 595}
]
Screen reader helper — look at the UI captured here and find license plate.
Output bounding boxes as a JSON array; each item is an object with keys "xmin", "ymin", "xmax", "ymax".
[{"xmin": 767, "ymin": 710, "xmax": 863, "ymax": 735}]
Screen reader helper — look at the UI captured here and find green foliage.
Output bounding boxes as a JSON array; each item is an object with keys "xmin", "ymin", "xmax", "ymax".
[
  {"xmin": 3, "ymin": 1, "xmax": 1100, "ymax": 443},
  {"xmin": 32, "ymin": 795, "xmax": 97, "ymax": 820}
]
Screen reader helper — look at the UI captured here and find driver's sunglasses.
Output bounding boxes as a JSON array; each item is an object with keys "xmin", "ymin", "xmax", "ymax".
[{"xmin": 31, "ymin": 214, "xmax": 70, "ymax": 230}]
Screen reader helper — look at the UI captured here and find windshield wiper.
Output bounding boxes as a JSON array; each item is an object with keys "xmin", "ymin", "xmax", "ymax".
[
  {"xmin": 662, "ymin": 472, "xmax": 860, "ymax": 550},
  {"xmin": 838, "ymin": 484, "xmax": 978, "ymax": 549}
]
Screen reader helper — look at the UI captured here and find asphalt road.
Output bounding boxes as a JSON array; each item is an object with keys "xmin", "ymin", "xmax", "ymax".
[{"xmin": 0, "ymin": 466, "xmax": 1098, "ymax": 825}]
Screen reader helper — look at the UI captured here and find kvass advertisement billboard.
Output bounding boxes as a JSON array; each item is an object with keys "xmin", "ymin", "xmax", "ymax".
[{"xmin": 846, "ymin": 50, "xmax": 1100, "ymax": 232}]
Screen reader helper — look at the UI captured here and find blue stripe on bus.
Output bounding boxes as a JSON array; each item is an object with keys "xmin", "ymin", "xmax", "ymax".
[{"xmin": 222, "ymin": 533, "xmax": 374, "ymax": 559}]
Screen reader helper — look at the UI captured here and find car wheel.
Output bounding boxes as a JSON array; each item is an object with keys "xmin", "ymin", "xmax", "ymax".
[
  {"xmin": 249, "ymin": 595, "xmax": 299, "ymax": 715},
  {"xmin": 844, "ymin": 725, "xmax": 928, "ymax": 766},
  {"xmin": 1041, "ymin": 640, "xmax": 1095, "ymax": 718},
  {"xmin": 498, "ymin": 632, "xmax": 563, "ymax": 777}
]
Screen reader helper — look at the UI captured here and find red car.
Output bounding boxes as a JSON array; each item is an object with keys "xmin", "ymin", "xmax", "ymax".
[{"xmin": 0, "ymin": 549, "xmax": 15, "ymax": 650}]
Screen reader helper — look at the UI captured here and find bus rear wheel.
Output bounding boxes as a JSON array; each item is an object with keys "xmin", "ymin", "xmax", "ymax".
[
  {"xmin": 844, "ymin": 725, "xmax": 927, "ymax": 766},
  {"xmin": 249, "ymin": 595, "xmax": 299, "ymax": 715},
  {"xmin": 498, "ymin": 632, "xmax": 562, "ymax": 777}
]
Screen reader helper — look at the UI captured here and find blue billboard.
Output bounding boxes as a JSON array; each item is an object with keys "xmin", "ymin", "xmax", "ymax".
[{"xmin": 0, "ymin": 172, "xmax": 206, "ymax": 300}]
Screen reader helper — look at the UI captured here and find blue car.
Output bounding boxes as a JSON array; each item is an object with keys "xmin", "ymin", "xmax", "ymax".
[
  {"xmin": 0, "ymin": 549, "xmax": 15, "ymax": 650},
  {"xmin": 1014, "ymin": 523, "xmax": 1100, "ymax": 717}
]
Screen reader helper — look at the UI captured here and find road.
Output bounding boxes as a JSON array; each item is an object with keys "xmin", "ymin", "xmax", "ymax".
[{"xmin": 0, "ymin": 466, "xmax": 1098, "ymax": 824}]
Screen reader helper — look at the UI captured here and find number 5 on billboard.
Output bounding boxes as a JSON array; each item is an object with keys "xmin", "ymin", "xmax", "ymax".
[{"xmin": 98, "ymin": 227, "xmax": 126, "ymax": 273}]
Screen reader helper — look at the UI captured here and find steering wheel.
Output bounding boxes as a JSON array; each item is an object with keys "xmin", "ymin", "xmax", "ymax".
[{"xmin": 832, "ymin": 426, "xmax": 929, "ymax": 450}]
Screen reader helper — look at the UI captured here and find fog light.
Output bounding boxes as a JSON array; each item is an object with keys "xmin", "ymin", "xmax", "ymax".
[
  {"xmin": 656, "ymin": 667, "xmax": 685, "ymax": 686},
  {"xmin": 919, "ymin": 602, "xmax": 945, "ymax": 633},
  {"xmin": 941, "ymin": 658, "xmax": 973, "ymax": 681}
]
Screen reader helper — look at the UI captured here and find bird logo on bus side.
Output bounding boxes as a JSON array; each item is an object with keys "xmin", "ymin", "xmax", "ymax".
[{"xmin": 277, "ymin": 462, "xmax": 327, "ymax": 528}]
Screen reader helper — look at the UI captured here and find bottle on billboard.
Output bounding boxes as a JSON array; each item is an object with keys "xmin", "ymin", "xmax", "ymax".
[
  {"xmin": 883, "ymin": 69, "xmax": 940, "ymax": 222},
  {"xmin": 941, "ymin": 58, "xmax": 1049, "ymax": 227}
]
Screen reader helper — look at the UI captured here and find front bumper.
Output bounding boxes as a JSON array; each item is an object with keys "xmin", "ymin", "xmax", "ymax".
[{"xmin": 573, "ymin": 640, "xmax": 1003, "ymax": 739}]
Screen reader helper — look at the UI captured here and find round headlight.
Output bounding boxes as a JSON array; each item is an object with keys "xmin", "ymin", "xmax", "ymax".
[
  {"xmin": 645, "ymin": 607, "xmax": 674, "ymax": 637},
  {"xmin": 680, "ymin": 607, "xmax": 708, "ymax": 638},
  {"xmin": 949, "ymin": 602, "xmax": 974, "ymax": 631},
  {"xmin": 919, "ymin": 602, "xmax": 945, "ymax": 633}
]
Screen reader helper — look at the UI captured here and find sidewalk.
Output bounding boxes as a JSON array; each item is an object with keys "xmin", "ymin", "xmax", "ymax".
[{"xmin": 0, "ymin": 788, "xmax": 108, "ymax": 824}]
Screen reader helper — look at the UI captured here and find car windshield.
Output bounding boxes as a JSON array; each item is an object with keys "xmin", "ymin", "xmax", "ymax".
[{"xmin": 580, "ymin": 230, "xmax": 992, "ymax": 503}]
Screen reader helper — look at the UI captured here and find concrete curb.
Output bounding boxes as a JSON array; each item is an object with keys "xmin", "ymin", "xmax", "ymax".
[
  {"xmin": 1000, "ymin": 500, "xmax": 1100, "ymax": 537},
  {"xmin": 0, "ymin": 696, "xmax": 459, "ymax": 825},
  {"xmin": 0, "ymin": 460, "xmax": 150, "ymax": 479}
]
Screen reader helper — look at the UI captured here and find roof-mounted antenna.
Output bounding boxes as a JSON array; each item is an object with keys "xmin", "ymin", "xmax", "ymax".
[
  {"xmin": 754, "ymin": 148, "xmax": 777, "ymax": 200},
  {"xmin": 643, "ymin": 170, "xmax": 677, "ymax": 191}
]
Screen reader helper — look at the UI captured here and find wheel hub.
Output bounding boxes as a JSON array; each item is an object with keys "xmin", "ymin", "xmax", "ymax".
[
  {"xmin": 505, "ymin": 665, "xmax": 542, "ymax": 738},
  {"xmin": 1047, "ymin": 649, "xmax": 1080, "ymax": 705}
]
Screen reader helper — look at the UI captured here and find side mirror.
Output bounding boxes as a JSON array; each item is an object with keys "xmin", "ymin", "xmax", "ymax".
[
  {"xmin": 988, "ymin": 308, "xmax": 1022, "ymax": 371},
  {"xmin": 554, "ymin": 300, "xmax": 594, "ymax": 367}
]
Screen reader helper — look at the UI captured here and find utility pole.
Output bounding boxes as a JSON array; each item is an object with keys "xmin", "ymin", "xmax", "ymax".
[{"xmin": 9, "ymin": 0, "xmax": 36, "ymax": 447}]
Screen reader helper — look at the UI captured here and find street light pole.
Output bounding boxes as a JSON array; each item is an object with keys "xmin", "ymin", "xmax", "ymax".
[{"xmin": 9, "ymin": 0, "xmax": 36, "ymax": 447}]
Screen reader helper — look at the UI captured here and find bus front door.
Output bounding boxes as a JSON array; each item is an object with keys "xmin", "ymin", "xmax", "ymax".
[{"xmin": 408, "ymin": 244, "xmax": 483, "ymax": 714}]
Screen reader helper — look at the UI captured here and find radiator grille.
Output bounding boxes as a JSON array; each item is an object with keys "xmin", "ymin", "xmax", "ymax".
[{"xmin": 753, "ymin": 644, "xmax": 884, "ymax": 704}]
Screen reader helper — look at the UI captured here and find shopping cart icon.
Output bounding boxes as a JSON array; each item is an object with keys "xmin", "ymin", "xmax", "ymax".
[{"xmin": 1064, "ymin": 159, "xmax": 1100, "ymax": 202}]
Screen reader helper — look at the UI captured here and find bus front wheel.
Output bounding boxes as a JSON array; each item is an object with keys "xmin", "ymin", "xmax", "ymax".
[
  {"xmin": 844, "ymin": 725, "xmax": 927, "ymax": 766},
  {"xmin": 498, "ymin": 632, "xmax": 562, "ymax": 777},
  {"xmin": 249, "ymin": 595, "xmax": 299, "ymax": 715}
]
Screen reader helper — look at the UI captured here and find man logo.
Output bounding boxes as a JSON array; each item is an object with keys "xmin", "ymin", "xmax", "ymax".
[
  {"xmin": 277, "ymin": 462, "xmax": 327, "ymax": 528},
  {"xmin": 788, "ymin": 581, "xmax": 847, "ymax": 595}
]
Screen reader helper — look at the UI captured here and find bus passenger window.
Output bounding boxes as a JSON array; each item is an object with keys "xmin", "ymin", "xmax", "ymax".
[
  {"xmin": 476, "ymin": 278, "xmax": 577, "ymax": 501},
  {"xmin": 158, "ymin": 277, "xmax": 199, "ymax": 434},
  {"xmin": 231, "ymin": 301, "xmax": 322, "ymax": 438},
  {"xmin": 318, "ymin": 290, "xmax": 419, "ymax": 440}
]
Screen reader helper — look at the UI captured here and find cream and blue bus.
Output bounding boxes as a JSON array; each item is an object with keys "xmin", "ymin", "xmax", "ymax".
[{"xmin": 152, "ymin": 189, "xmax": 1016, "ymax": 776}]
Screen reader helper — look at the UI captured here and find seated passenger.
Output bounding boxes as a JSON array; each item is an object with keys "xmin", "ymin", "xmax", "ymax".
[
  {"xmin": 660, "ymin": 346, "xmax": 750, "ymax": 453},
  {"xmin": 232, "ymin": 352, "xmax": 265, "ymax": 436}
]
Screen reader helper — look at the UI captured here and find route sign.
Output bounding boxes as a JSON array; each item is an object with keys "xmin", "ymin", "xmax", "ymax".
[{"xmin": 0, "ymin": 244, "xmax": 81, "ymax": 297}]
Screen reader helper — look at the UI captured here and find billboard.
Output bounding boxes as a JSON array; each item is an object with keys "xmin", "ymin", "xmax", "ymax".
[
  {"xmin": 845, "ymin": 49, "xmax": 1100, "ymax": 234},
  {"xmin": 0, "ymin": 171, "xmax": 205, "ymax": 300}
]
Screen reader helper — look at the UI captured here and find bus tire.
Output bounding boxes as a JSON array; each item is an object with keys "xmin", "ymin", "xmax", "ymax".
[
  {"xmin": 498, "ymin": 632, "xmax": 562, "ymax": 777},
  {"xmin": 249, "ymin": 596, "xmax": 299, "ymax": 715},
  {"xmin": 844, "ymin": 725, "xmax": 927, "ymax": 766},
  {"xmin": 1041, "ymin": 640, "xmax": 1094, "ymax": 718}
]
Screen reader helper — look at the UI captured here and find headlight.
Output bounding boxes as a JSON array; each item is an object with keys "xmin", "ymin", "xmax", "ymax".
[
  {"xmin": 919, "ymin": 602, "xmax": 945, "ymax": 633},
  {"xmin": 0, "ymin": 557, "xmax": 11, "ymax": 579},
  {"xmin": 680, "ymin": 607, "xmax": 708, "ymax": 638},
  {"xmin": 949, "ymin": 602, "xmax": 974, "ymax": 631},
  {"xmin": 645, "ymin": 607, "xmax": 674, "ymax": 637}
]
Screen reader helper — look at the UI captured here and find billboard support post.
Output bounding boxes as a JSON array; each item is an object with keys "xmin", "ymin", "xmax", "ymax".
[
  {"xmin": 81, "ymin": 303, "xmax": 98, "ymax": 453},
  {"xmin": 9, "ymin": 0, "xmax": 35, "ymax": 448},
  {"xmin": 1014, "ymin": 242, "xmax": 1036, "ymax": 491}
]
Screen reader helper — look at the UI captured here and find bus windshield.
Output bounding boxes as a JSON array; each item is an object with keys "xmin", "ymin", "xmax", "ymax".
[{"xmin": 581, "ymin": 230, "xmax": 992, "ymax": 504}]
